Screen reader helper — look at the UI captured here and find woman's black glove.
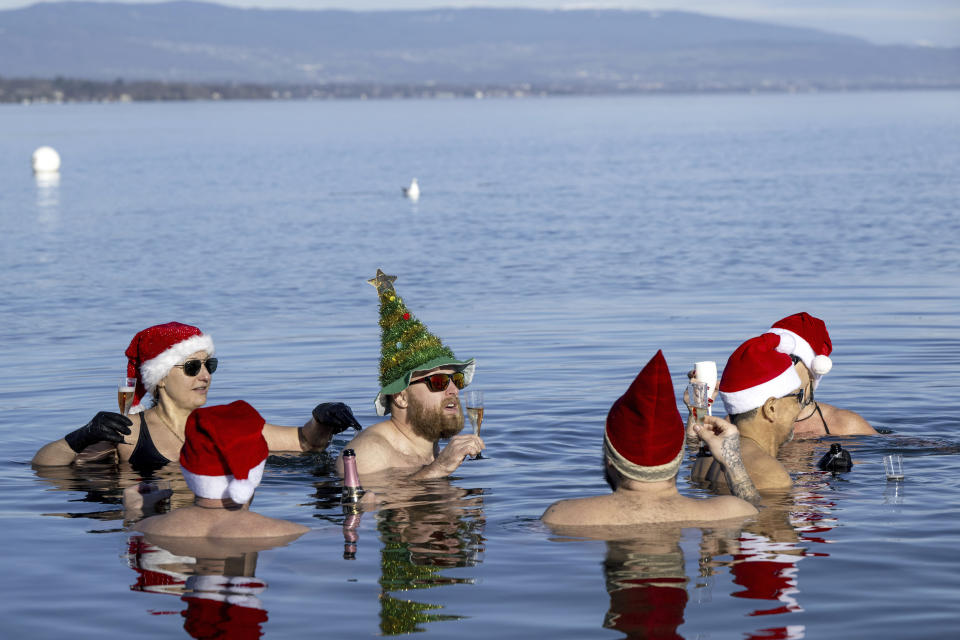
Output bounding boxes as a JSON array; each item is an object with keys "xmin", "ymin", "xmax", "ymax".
[
  {"xmin": 312, "ymin": 402, "xmax": 362, "ymax": 434},
  {"xmin": 64, "ymin": 411, "xmax": 132, "ymax": 453}
]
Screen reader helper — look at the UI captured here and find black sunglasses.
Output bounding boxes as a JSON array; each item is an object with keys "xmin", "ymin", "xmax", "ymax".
[
  {"xmin": 411, "ymin": 372, "xmax": 466, "ymax": 392},
  {"xmin": 784, "ymin": 388, "xmax": 806, "ymax": 406},
  {"xmin": 174, "ymin": 358, "xmax": 218, "ymax": 377}
]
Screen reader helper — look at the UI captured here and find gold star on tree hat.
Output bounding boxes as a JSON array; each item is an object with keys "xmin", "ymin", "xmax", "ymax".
[{"xmin": 367, "ymin": 269, "xmax": 475, "ymax": 416}]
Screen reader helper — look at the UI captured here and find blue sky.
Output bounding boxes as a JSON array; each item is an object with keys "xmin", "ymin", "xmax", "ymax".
[{"xmin": 3, "ymin": 1, "xmax": 959, "ymax": 46}]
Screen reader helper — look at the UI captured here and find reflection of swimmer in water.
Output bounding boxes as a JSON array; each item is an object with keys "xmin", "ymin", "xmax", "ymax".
[
  {"xmin": 542, "ymin": 351, "xmax": 759, "ymax": 528},
  {"xmin": 123, "ymin": 535, "xmax": 275, "ymax": 640},
  {"xmin": 692, "ymin": 335, "xmax": 804, "ymax": 493},
  {"xmin": 32, "ymin": 322, "xmax": 360, "ymax": 472},
  {"xmin": 767, "ymin": 313, "xmax": 877, "ymax": 438},
  {"xmin": 127, "ymin": 401, "xmax": 308, "ymax": 540},
  {"xmin": 602, "ymin": 530, "xmax": 689, "ymax": 640},
  {"xmin": 372, "ymin": 479, "xmax": 484, "ymax": 634}
]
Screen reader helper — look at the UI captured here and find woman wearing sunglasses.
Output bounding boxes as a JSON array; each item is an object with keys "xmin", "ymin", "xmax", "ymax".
[{"xmin": 32, "ymin": 322, "xmax": 360, "ymax": 470}]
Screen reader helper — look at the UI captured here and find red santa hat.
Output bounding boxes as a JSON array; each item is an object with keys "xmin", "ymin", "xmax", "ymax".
[
  {"xmin": 603, "ymin": 350, "xmax": 685, "ymax": 483},
  {"xmin": 124, "ymin": 322, "xmax": 215, "ymax": 414},
  {"xmin": 179, "ymin": 401, "xmax": 267, "ymax": 505},
  {"xmin": 768, "ymin": 312, "xmax": 833, "ymax": 387},
  {"xmin": 719, "ymin": 334, "xmax": 803, "ymax": 416}
]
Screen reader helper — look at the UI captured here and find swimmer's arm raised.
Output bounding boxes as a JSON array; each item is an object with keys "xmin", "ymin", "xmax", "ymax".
[{"xmin": 695, "ymin": 418, "xmax": 761, "ymax": 505}]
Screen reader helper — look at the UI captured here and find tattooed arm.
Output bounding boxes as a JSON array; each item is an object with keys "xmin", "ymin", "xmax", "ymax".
[{"xmin": 694, "ymin": 417, "xmax": 762, "ymax": 505}]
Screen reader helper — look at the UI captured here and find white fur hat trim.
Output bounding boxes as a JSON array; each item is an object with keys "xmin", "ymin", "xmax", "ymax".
[
  {"xmin": 720, "ymin": 366, "xmax": 802, "ymax": 416},
  {"xmin": 139, "ymin": 334, "xmax": 215, "ymax": 395},
  {"xmin": 181, "ymin": 459, "xmax": 264, "ymax": 504},
  {"xmin": 769, "ymin": 328, "xmax": 832, "ymax": 388}
]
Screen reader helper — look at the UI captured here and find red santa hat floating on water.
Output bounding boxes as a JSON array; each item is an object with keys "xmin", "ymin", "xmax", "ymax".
[
  {"xmin": 603, "ymin": 350, "xmax": 685, "ymax": 482},
  {"xmin": 180, "ymin": 401, "xmax": 267, "ymax": 505},
  {"xmin": 124, "ymin": 322, "xmax": 215, "ymax": 414},
  {"xmin": 719, "ymin": 334, "xmax": 803, "ymax": 416},
  {"xmin": 767, "ymin": 312, "xmax": 833, "ymax": 387}
]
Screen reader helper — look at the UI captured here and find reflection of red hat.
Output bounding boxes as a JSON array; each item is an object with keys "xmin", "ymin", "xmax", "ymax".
[
  {"xmin": 769, "ymin": 312, "xmax": 833, "ymax": 386},
  {"xmin": 181, "ymin": 581, "xmax": 268, "ymax": 640},
  {"xmin": 604, "ymin": 351, "xmax": 684, "ymax": 482},
  {"xmin": 719, "ymin": 335, "xmax": 802, "ymax": 416},
  {"xmin": 605, "ymin": 580, "xmax": 687, "ymax": 639},
  {"xmin": 125, "ymin": 322, "xmax": 215, "ymax": 413},
  {"xmin": 180, "ymin": 401, "xmax": 267, "ymax": 504}
]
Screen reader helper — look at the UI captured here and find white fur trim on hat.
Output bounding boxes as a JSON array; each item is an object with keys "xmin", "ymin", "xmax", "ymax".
[
  {"xmin": 181, "ymin": 459, "xmax": 264, "ymax": 504},
  {"xmin": 139, "ymin": 334, "xmax": 215, "ymax": 395},
  {"xmin": 769, "ymin": 328, "xmax": 813, "ymax": 370},
  {"xmin": 769, "ymin": 328, "xmax": 832, "ymax": 388},
  {"xmin": 603, "ymin": 432, "xmax": 683, "ymax": 483},
  {"xmin": 720, "ymin": 366, "xmax": 802, "ymax": 416}
]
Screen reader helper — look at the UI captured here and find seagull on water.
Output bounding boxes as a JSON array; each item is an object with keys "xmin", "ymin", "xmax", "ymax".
[{"xmin": 402, "ymin": 178, "xmax": 420, "ymax": 201}]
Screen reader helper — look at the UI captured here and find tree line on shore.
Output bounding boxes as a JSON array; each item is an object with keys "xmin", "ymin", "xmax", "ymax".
[{"xmin": 3, "ymin": 75, "xmax": 956, "ymax": 105}]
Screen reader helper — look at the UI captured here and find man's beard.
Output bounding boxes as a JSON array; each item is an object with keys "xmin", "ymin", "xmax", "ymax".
[{"xmin": 408, "ymin": 393, "xmax": 464, "ymax": 441}]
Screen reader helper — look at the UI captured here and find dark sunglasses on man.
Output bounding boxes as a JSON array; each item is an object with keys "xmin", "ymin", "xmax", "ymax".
[
  {"xmin": 411, "ymin": 372, "xmax": 465, "ymax": 392},
  {"xmin": 173, "ymin": 358, "xmax": 218, "ymax": 377}
]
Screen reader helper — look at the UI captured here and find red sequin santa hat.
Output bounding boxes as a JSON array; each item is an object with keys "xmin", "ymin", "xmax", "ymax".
[
  {"xmin": 603, "ymin": 350, "xmax": 685, "ymax": 482},
  {"xmin": 768, "ymin": 312, "xmax": 833, "ymax": 388},
  {"xmin": 719, "ymin": 334, "xmax": 803, "ymax": 416},
  {"xmin": 124, "ymin": 322, "xmax": 215, "ymax": 414},
  {"xmin": 180, "ymin": 401, "xmax": 268, "ymax": 505}
]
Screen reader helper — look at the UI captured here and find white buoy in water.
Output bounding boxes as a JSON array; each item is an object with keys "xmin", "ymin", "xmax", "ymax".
[
  {"xmin": 32, "ymin": 146, "xmax": 61, "ymax": 174},
  {"xmin": 402, "ymin": 178, "xmax": 420, "ymax": 201}
]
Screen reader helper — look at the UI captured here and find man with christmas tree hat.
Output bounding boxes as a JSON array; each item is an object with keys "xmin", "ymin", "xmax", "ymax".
[{"xmin": 335, "ymin": 269, "xmax": 484, "ymax": 478}]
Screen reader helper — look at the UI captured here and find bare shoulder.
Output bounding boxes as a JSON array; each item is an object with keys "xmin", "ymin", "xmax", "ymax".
[
  {"xmin": 336, "ymin": 421, "xmax": 403, "ymax": 475},
  {"xmin": 133, "ymin": 508, "xmax": 193, "ymax": 536},
  {"xmin": 741, "ymin": 444, "xmax": 792, "ymax": 491},
  {"xmin": 542, "ymin": 495, "xmax": 618, "ymax": 527},
  {"xmin": 819, "ymin": 403, "xmax": 878, "ymax": 435},
  {"xmin": 209, "ymin": 512, "xmax": 309, "ymax": 538},
  {"xmin": 702, "ymin": 495, "xmax": 758, "ymax": 519}
]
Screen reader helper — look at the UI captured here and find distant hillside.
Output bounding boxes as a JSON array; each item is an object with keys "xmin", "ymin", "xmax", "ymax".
[{"xmin": 1, "ymin": 1, "xmax": 957, "ymax": 91}]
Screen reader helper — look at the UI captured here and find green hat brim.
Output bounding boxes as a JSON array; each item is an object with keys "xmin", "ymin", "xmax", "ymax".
[{"xmin": 374, "ymin": 356, "xmax": 475, "ymax": 416}]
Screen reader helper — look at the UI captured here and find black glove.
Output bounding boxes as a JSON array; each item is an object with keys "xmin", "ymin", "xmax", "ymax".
[
  {"xmin": 312, "ymin": 402, "xmax": 362, "ymax": 434},
  {"xmin": 64, "ymin": 411, "xmax": 133, "ymax": 453}
]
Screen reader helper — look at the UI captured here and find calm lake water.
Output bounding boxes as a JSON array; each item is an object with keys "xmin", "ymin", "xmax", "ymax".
[{"xmin": 2, "ymin": 91, "xmax": 959, "ymax": 639}]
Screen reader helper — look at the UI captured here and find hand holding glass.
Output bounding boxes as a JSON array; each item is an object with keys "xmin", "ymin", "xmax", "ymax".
[
  {"xmin": 118, "ymin": 377, "xmax": 136, "ymax": 416},
  {"xmin": 465, "ymin": 390, "xmax": 484, "ymax": 460}
]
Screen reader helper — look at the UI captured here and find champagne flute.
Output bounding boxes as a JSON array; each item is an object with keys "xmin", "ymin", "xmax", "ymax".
[
  {"xmin": 118, "ymin": 376, "xmax": 136, "ymax": 416},
  {"xmin": 465, "ymin": 389, "xmax": 485, "ymax": 460}
]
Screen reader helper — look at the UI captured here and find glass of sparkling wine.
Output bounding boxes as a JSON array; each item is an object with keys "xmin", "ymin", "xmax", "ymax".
[
  {"xmin": 465, "ymin": 390, "xmax": 484, "ymax": 460},
  {"xmin": 118, "ymin": 376, "xmax": 136, "ymax": 416}
]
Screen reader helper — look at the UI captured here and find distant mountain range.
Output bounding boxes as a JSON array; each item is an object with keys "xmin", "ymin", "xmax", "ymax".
[{"xmin": 1, "ymin": 1, "xmax": 958, "ymax": 92}]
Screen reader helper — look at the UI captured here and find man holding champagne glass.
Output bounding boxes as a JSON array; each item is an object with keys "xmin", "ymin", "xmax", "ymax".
[{"xmin": 335, "ymin": 270, "xmax": 484, "ymax": 479}]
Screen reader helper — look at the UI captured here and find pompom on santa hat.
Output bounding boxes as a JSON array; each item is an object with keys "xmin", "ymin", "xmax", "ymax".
[
  {"xmin": 719, "ymin": 333, "xmax": 803, "ymax": 416},
  {"xmin": 603, "ymin": 350, "xmax": 685, "ymax": 483},
  {"xmin": 124, "ymin": 321, "xmax": 214, "ymax": 414},
  {"xmin": 767, "ymin": 312, "xmax": 833, "ymax": 387},
  {"xmin": 180, "ymin": 400, "xmax": 268, "ymax": 505}
]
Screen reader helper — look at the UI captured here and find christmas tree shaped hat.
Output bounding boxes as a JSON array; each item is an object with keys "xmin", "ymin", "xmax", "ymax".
[{"xmin": 368, "ymin": 269, "xmax": 475, "ymax": 416}]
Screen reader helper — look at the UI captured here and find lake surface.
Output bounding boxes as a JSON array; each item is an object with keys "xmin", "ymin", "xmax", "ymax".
[{"xmin": 2, "ymin": 91, "xmax": 959, "ymax": 639}]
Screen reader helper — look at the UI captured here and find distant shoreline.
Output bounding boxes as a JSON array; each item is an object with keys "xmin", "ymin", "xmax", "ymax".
[{"xmin": 3, "ymin": 76, "xmax": 958, "ymax": 105}]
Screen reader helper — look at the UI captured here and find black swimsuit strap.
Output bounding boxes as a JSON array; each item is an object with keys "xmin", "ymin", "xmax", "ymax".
[{"xmin": 817, "ymin": 403, "xmax": 830, "ymax": 435}]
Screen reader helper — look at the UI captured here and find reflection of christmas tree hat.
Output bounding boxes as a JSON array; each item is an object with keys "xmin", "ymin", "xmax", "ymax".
[{"xmin": 368, "ymin": 269, "xmax": 474, "ymax": 416}]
